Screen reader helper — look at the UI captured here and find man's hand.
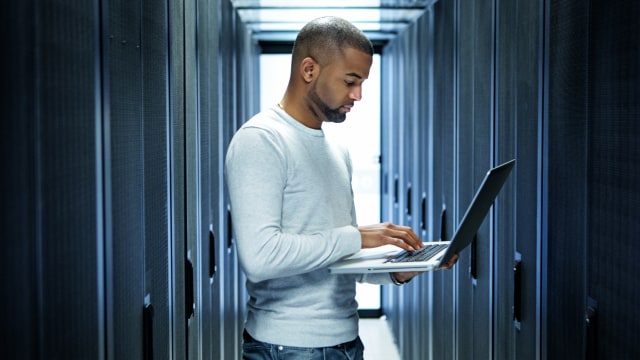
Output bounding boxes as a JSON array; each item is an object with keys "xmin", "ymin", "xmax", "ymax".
[
  {"xmin": 358, "ymin": 222, "xmax": 424, "ymax": 252},
  {"xmin": 439, "ymin": 253, "xmax": 459, "ymax": 270}
]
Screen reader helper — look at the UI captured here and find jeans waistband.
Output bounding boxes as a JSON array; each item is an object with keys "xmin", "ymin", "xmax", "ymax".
[{"xmin": 243, "ymin": 329, "xmax": 359, "ymax": 350}]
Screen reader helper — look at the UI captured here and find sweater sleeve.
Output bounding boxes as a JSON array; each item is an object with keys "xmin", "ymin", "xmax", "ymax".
[{"xmin": 225, "ymin": 127, "xmax": 361, "ymax": 283}]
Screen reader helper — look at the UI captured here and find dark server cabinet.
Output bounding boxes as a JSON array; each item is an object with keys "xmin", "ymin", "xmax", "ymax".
[
  {"xmin": 168, "ymin": 0, "xmax": 188, "ymax": 357},
  {"xmin": 217, "ymin": 0, "xmax": 236, "ymax": 357},
  {"xmin": 383, "ymin": 0, "xmax": 640, "ymax": 359},
  {"xmin": 455, "ymin": 1, "xmax": 495, "ymax": 359},
  {"xmin": 1, "ymin": 0, "xmax": 104, "ymax": 358},
  {"xmin": 141, "ymin": 0, "xmax": 173, "ymax": 357},
  {"xmin": 410, "ymin": 13, "xmax": 433, "ymax": 360},
  {"xmin": 0, "ymin": 2, "xmax": 40, "ymax": 358},
  {"xmin": 184, "ymin": 0, "xmax": 227, "ymax": 357},
  {"xmin": 184, "ymin": 0, "xmax": 207, "ymax": 357},
  {"xmin": 416, "ymin": 10, "xmax": 437, "ymax": 360},
  {"xmin": 105, "ymin": 0, "xmax": 146, "ymax": 356},
  {"xmin": 544, "ymin": 1, "xmax": 591, "ymax": 358},
  {"xmin": 380, "ymin": 34, "xmax": 402, "ymax": 341},
  {"xmin": 431, "ymin": 0, "xmax": 457, "ymax": 359},
  {"xmin": 401, "ymin": 26, "xmax": 419, "ymax": 360},
  {"xmin": 185, "ymin": 0, "xmax": 258, "ymax": 358},
  {"xmin": 105, "ymin": 0, "xmax": 180, "ymax": 357},
  {"xmin": 3, "ymin": 0, "xmax": 259, "ymax": 358},
  {"xmin": 584, "ymin": 2, "xmax": 640, "ymax": 358},
  {"xmin": 380, "ymin": 39, "xmax": 397, "ymax": 339},
  {"xmin": 381, "ymin": 27, "xmax": 419, "ymax": 358},
  {"xmin": 383, "ymin": 1, "xmax": 542, "ymax": 359},
  {"xmin": 397, "ymin": 27, "xmax": 414, "ymax": 359},
  {"xmin": 196, "ymin": 0, "xmax": 222, "ymax": 359},
  {"xmin": 185, "ymin": 0, "xmax": 198, "ymax": 355},
  {"xmin": 545, "ymin": 0, "xmax": 640, "ymax": 358},
  {"xmin": 2, "ymin": 0, "xmax": 182, "ymax": 358},
  {"xmin": 394, "ymin": 14, "xmax": 436, "ymax": 360},
  {"xmin": 494, "ymin": 0, "xmax": 542, "ymax": 359},
  {"xmin": 382, "ymin": 9, "xmax": 457, "ymax": 359}
]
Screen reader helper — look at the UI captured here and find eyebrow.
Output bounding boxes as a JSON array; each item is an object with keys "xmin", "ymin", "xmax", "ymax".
[{"xmin": 345, "ymin": 72, "xmax": 363, "ymax": 79}]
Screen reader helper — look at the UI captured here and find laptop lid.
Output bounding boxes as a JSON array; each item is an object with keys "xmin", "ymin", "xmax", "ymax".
[{"xmin": 437, "ymin": 158, "xmax": 515, "ymax": 266}]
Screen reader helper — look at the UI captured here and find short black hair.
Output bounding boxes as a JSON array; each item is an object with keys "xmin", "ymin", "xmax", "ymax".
[{"xmin": 291, "ymin": 17, "xmax": 373, "ymax": 67}]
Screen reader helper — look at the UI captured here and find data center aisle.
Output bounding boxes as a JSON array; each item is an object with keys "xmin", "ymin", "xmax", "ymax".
[{"xmin": 359, "ymin": 317, "xmax": 401, "ymax": 360}]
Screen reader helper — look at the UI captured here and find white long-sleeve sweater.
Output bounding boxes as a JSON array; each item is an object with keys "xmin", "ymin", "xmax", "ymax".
[{"xmin": 225, "ymin": 106, "xmax": 392, "ymax": 348}]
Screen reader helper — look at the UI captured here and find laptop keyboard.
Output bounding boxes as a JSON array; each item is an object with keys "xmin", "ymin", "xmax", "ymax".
[{"xmin": 387, "ymin": 244, "xmax": 449, "ymax": 263}]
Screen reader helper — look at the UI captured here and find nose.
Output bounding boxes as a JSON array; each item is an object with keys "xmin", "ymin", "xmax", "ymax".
[{"xmin": 350, "ymin": 85, "xmax": 363, "ymax": 101}]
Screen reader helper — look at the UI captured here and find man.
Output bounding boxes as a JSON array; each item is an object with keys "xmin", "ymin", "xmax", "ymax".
[{"xmin": 225, "ymin": 16, "xmax": 457, "ymax": 359}]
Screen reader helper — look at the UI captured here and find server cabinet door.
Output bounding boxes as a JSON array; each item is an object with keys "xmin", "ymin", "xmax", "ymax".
[
  {"xmin": 192, "ymin": 0, "xmax": 224, "ymax": 358},
  {"xmin": 1, "ymin": 2, "xmax": 40, "ymax": 355},
  {"xmin": 494, "ymin": 0, "xmax": 542, "ymax": 359},
  {"xmin": 431, "ymin": 0, "xmax": 457, "ymax": 358},
  {"xmin": 141, "ymin": 0, "xmax": 174, "ymax": 358},
  {"xmin": 2, "ymin": 0, "xmax": 104, "ymax": 357},
  {"xmin": 167, "ymin": 0, "xmax": 188, "ymax": 356},
  {"xmin": 583, "ymin": 2, "xmax": 640, "ymax": 358},
  {"xmin": 455, "ymin": 1, "xmax": 495, "ymax": 359},
  {"xmin": 404, "ymin": 26, "xmax": 423, "ymax": 360},
  {"xmin": 545, "ymin": 0, "xmax": 590, "ymax": 358},
  {"xmin": 106, "ymin": 0, "xmax": 147, "ymax": 357},
  {"xmin": 380, "ymin": 38, "xmax": 402, "ymax": 336},
  {"xmin": 183, "ymin": 0, "xmax": 205, "ymax": 357}
]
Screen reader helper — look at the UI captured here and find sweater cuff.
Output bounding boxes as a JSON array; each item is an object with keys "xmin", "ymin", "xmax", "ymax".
[{"xmin": 335, "ymin": 225, "xmax": 362, "ymax": 257}]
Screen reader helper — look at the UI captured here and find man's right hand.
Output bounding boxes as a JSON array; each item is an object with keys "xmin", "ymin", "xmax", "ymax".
[{"xmin": 357, "ymin": 222, "xmax": 424, "ymax": 252}]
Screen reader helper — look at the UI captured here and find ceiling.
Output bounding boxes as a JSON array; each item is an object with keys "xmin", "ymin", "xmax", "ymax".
[{"xmin": 231, "ymin": 0, "xmax": 436, "ymax": 44}]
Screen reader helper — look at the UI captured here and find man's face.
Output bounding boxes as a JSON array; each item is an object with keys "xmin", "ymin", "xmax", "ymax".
[{"xmin": 306, "ymin": 48, "xmax": 372, "ymax": 124}]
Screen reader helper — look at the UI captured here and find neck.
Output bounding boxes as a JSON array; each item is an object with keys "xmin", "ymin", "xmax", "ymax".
[{"xmin": 278, "ymin": 97, "xmax": 323, "ymax": 129}]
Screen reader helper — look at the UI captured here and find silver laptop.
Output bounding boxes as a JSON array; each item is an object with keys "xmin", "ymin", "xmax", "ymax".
[{"xmin": 329, "ymin": 159, "xmax": 515, "ymax": 274}]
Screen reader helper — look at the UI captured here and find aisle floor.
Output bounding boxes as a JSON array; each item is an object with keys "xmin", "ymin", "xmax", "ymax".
[{"xmin": 359, "ymin": 317, "xmax": 401, "ymax": 360}]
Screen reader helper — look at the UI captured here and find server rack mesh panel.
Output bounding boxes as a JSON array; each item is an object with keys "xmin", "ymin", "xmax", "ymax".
[
  {"xmin": 546, "ymin": 0, "xmax": 591, "ymax": 358},
  {"xmin": 168, "ymin": 0, "xmax": 188, "ymax": 356},
  {"xmin": 1, "ymin": 1, "xmax": 38, "ymax": 357},
  {"xmin": 183, "ymin": 0, "xmax": 200, "ymax": 357},
  {"xmin": 431, "ymin": 0, "xmax": 456, "ymax": 358},
  {"xmin": 142, "ymin": 0, "xmax": 171, "ymax": 357},
  {"xmin": 36, "ymin": 0, "xmax": 101, "ymax": 358},
  {"xmin": 495, "ymin": 0, "xmax": 541, "ymax": 358},
  {"xmin": 107, "ymin": 0, "xmax": 146, "ymax": 357},
  {"xmin": 586, "ymin": 1, "xmax": 640, "ymax": 358},
  {"xmin": 456, "ymin": 1, "xmax": 494, "ymax": 358}
]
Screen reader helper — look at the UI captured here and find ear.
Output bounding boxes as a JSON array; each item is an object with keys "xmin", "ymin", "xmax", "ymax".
[{"xmin": 299, "ymin": 57, "xmax": 318, "ymax": 83}]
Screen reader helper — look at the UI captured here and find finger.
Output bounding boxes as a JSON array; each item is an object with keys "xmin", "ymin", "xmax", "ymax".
[
  {"xmin": 389, "ymin": 226, "xmax": 423, "ymax": 249},
  {"xmin": 390, "ymin": 236, "xmax": 418, "ymax": 252}
]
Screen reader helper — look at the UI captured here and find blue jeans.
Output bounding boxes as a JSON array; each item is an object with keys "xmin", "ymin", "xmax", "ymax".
[{"xmin": 242, "ymin": 330, "xmax": 365, "ymax": 360}]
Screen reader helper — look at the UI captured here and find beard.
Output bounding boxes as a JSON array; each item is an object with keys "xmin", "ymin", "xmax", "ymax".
[{"xmin": 307, "ymin": 83, "xmax": 347, "ymax": 124}]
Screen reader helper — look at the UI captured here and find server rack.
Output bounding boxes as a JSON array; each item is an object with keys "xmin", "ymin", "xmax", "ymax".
[
  {"xmin": 2, "ymin": 0, "xmax": 104, "ymax": 357},
  {"xmin": 381, "ymin": 0, "xmax": 538, "ymax": 359},
  {"xmin": 494, "ymin": 0, "xmax": 542, "ymax": 358},
  {"xmin": 2, "ymin": 0, "xmax": 256, "ymax": 358},
  {"xmin": 431, "ymin": 1, "xmax": 458, "ymax": 358}
]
